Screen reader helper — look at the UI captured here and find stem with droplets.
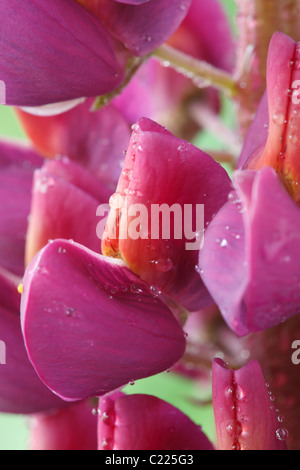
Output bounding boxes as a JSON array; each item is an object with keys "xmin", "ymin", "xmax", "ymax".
[{"xmin": 153, "ymin": 44, "xmax": 239, "ymax": 98}]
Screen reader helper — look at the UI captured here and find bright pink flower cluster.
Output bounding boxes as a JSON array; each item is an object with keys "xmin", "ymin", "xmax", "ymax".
[{"xmin": 0, "ymin": 0, "xmax": 299, "ymax": 451}]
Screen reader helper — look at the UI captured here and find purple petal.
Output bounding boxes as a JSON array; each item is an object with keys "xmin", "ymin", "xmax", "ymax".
[
  {"xmin": 98, "ymin": 392, "xmax": 214, "ymax": 450},
  {"xmin": 1, "ymin": 0, "xmax": 123, "ymax": 106},
  {"xmin": 95, "ymin": 0, "xmax": 192, "ymax": 56},
  {"xmin": 199, "ymin": 167, "xmax": 300, "ymax": 336},
  {"xmin": 16, "ymin": 100, "xmax": 130, "ymax": 188},
  {"xmin": 0, "ymin": 140, "xmax": 42, "ymax": 276},
  {"xmin": 0, "ymin": 269, "xmax": 66, "ymax": 414},
  {"xmin": 25, "ymin": 157, "xmax": 106, "ymax": 264},
  {"xmin": 21, "ymin": 239, "xmax": 186, "ymax": 401}
]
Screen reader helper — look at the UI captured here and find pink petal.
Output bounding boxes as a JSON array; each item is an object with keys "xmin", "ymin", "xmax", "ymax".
[
  {"xmin": 238, "ymin": 91, "xmax": 268, "ymax": 169},
  {"xmin": 1, "ymin": 0, "xmax": 123, "ymax": 106},
  {"xmin": 182, "ymin": 0, "xmax": 234, "ymax": 73},
  {"xmin": 16, "ymin": 100, "xmax": 130, "ymax": 187},
  {"xmin": 102, "ymin": 118, "xmax": 231, "ymax": 311},
  {"xmin": 199, "ymin": 167, "xmax": 300, "ymax": 336},
  {"xmin": 98, "ymin": 392, "xmax": 214, "ymax": 450},
  {"xmin": 0, "ymin": 269, "xmax": 66, "ymax": 414},
  {"xmin": 0, "ymin": 140, "xmax": 42, "ymax": 276},
  {"xmin": 21, "ymin": 239, "xmax": 186, "ymax": 401},
  {"xmin": 244, "ymin": 32, "xmax": 300, "ymax": 202},
  {"xmin": 29, "ymin": 400, "xmax": 98, "ymax": 450},
  {"xmin": 25, "ymin": 157, "xmax": 108, "ymax": 264},
  {"xmin": 212, "ymin": 359, "xmax": 288, "ymax": 450}
]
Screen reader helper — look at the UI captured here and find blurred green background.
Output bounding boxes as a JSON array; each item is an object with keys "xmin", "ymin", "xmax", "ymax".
[{"xmin": 0, "ymin": 0, "xmax": 236, "ymax": 451}]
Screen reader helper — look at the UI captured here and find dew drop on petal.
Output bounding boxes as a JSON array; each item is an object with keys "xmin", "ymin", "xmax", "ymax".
[{"xmin": 276, "ymin": 428, "xmax": 289, "ymax": 441}]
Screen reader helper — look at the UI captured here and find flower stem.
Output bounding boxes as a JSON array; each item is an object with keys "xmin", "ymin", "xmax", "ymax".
[{"xmin": 153, "ymin": 44, "xmax": 239, "ymax": 98}]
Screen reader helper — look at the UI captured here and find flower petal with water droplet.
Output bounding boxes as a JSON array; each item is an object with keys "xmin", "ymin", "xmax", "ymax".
[
  {"xmin": 213, "ymin": 359, "xmax": 287, "ymax": 450},
  {"xmin": 21, "ymin": 239, "xmax": 186, "ymax": 401}
]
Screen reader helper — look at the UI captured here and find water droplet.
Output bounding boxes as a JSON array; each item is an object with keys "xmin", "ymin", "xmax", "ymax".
[
  {"xmin": 92, "ymin": 408, "xmax": 101, "ymax": 416},
  {"xmin": 272, "ymin": 113, "xmax": 285, "ymax": 126},
  {"xmin": 150, "ymin": 285, "xmax": 162, "ymax": 298},
  {"xmin": 276, "ymin": 428, "xmax": 289, "ymax": 441},
  {"xmin": 130, "ymin": 284, "xmax": 143, "ymax": 295},
  {"xmin": 129, "ymin": 380, "xmax": 135, "ymax": 386},
  {"xmin": 226, "ymin": 420, "xmax": 242, "ymax": 437},
  {"xmin": 152, "ymin": 258, "xmax": 173, "ymax": 272},
  {"xmin": 225, "ymin": 386, "xmax": 234, "ymax": 398},
  {"xmin": 66, "ymin": 307, "xmax": 75, "ymax": 317}
]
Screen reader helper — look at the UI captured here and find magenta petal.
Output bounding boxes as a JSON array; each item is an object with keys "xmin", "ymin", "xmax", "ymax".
[
  {"xmin": 98, "ymin": 392, "xmax": 214, "ymax": 450},
  {"xmin": 199, "ymin": 167, "xmax": 300, "ymax": 336},
  {"xmin": 0, "ymin": 141, "xmax": 42, "ymax": 276},
  {"xmin": 184, "ymin": 0, "xmax": 234, "ymax": 73},
  {"xmin": 103, "ymin": 118, "xmax": 232, "ymax": 311},
  {"xmin": 1, "ymin": 0, "xmax": 123, "ymax": 106},
  {"xmin": 97, "ymin": 0, "xmax": 192, "ymax": 56},
  {"xmin": 21, "ymin": 240, "xmax": 186, "ymax": 401},
  {"xmin": 16, "ymin": 100, "xmax": 130, "ymax": 187},
  {"xmin": 212, "ymin": 359, "xmax": 287, "ymax": 450},
  {"xmin": 0, "ymin": 269, "xmax": 65, "ymax": 414},
  {"xmin": 30, "ymin": 400, "xmax": 98, "ymax": 450},
  {"xmin": 115, "ymin": 0, "xmax": 150, "ymax": 4},
  {"xmin": 25, "ymin": 157, "xmax": 106, "ymax": 263}
]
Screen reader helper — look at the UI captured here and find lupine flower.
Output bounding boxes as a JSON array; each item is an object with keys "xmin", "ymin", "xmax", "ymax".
[
  {"xmin": 20, "ymin": 118, "xmax": 231, "ymax": 402},
  {"xmin": 198, "ymin": 32, "xmax": 300, "ymax": 336},
  {"xmin": 0, "ymin": 0, "xmax": 191, "ymax": 108},
  {"xmin": 97, "ymin": 392, "xmax": 214, "ymax": 451},
  {"xmin": 27, "ymin": 359, "xmax": 288, "ymax": 451},
  {"xmin": 0, "ymin": 102, "xmax": 130, "ymax": 413},
  {"xmin": 112, "ymin": 0, "xmax": 234, "ymax": 139},
  {"xmin": 102, "ymin": 118, "xmax": 232, "ymax": 311}
]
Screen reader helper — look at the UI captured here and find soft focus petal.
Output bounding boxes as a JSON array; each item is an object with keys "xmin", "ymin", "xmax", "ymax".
[
  {"xmin": 0, "ymin": 141, "xmax": 42, "ymax": 276},
  {"xmin": 98, "ymin": 392, "xmax": 214, "ymax": 450},
  {"xmin": 102, "ymin": 118, "xmax": 232, "ymax": 311},
  {"xmin": 113, "ymin": 0, "xmax": 234, "ymax": 138},
  {"xmin": 29, "ymin": 400, "xmax": 98, "ymax": 450},
  {"xmin": 0, "ymin": 0, "xmax": 123, "ymax": 106},
  {"xmin": 181, "ymin": 0, "xmax": 234, "ymax": 73},
  {"xmin": 115, "ymin": 0, "xmax": 150, "ymax": 4},
  {"xmin": 199, "ymin": 167, "xmax": 300, "ymax": 336},
  {"xmin": 25, "ymin": 157, "xmax": 108, "ymax": 264},
  {"xmin": 84, "ymin": 0, "xmax": 192, "ymax": 56},
  {"xmin": 238, "ymin": 91, "xmax": 268, "ymax": 169},
  {"xmin": 21, "ymin": 239, "xmax": 186, "ymax": 401},
  {"xmin": 212, "ymin": 359, "xmax": 287, "ymax": 450},
  {"xmin": 0, "ymin": 269, "xmax": 65, "ymax": 414},
  {"xmin": 16, "ymin": 100, "xmax": 130, "ymax": 187}
]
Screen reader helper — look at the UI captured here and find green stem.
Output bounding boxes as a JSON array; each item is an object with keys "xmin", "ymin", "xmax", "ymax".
[{"xmin": 153, "ymin": 44, "xmax": 239, "ymax": 98}]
